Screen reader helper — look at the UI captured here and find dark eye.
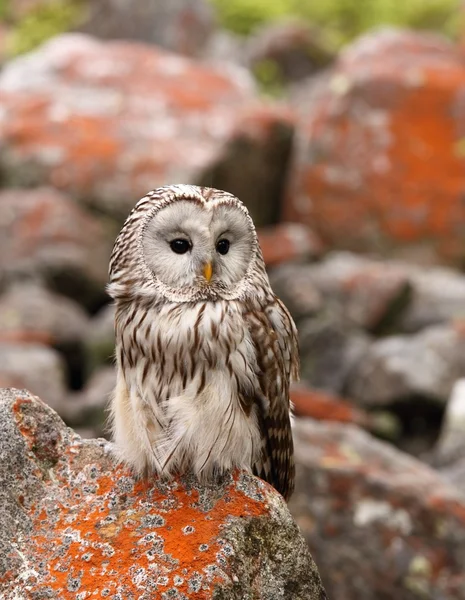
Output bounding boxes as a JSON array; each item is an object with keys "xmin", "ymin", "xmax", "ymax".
[
  {"xmin": 216, "ymin": 239, "xmax": 230, "ymax": 255},
  {"xmin": 170, "ymin": 239, "xmax": 191, "ymax": 254}
]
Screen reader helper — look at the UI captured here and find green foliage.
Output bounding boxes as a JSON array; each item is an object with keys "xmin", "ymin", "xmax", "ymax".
[
  {"xmin": 6, "ymin": 0, "xmax": 83, "ymax": 56},
  {"xmin": 209, "ymin": 0, "xmax": 460, "ymax": 44}
]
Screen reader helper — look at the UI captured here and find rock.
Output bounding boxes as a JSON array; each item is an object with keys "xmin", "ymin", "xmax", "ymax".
[
  {"xmin": 62, "ymin": 366, "xmax": 115, "ymax": 436},
  {"xmin": 257, "ymin": 222, "xmax": 323, "ymax": 267},
  {"xmin": 270, "ymin": 252, "xmax": 411, "ymax": 332},
  {"xmin": 399, "ymin": 263, "xmax": 465, "ymax": 332},
  {"xmin": 0, "ymin": 281, "xmax": 89, "ymax": 346},
  {"xmin": 433, "ymin": 378, "xmax": 465, "ymax": 469},
  {"xmin": 0, "ymin": 34, "xmax": 294, "ymax": 225},
  {"xmin": 247, "ymin": 18, "xmax": 334, "ymax": 84},
  {"xmin": 291, "ymin": 384, "xmax": 369, "ymax": 427},
  {"xmin": 0, "ymin": 344, "xmax": 66, "ymax": 411},
  {"xmin": 299, "ymin": 316, "xmax": 372, "ymax": 394},
  {"xmin": 84, "ymin": 303, "xmax": 115, "ymax": 373},
  {"xmin": 0, "ymin": 187, "xmax": 112, "ymax": 310},
  {"xmin": 77, "ymin": 0, "xmax": 215, "ymax": 57},
  {"xmin": 269, "ymin": 264, "xmax": 324, "ymax": 322},
  {"xmin": 285, "ymin": 28, "xmax": 465, "ymax": 264},
  {"xmin": 347, "ymin": 323, "xmax": 465, "ymax": 407},
  {"xmin": 290, "ymin": 417, "xmax": 465, "ymax": 600},
  {"xmin": 0, "ymin": 388, "xmax": 327, "ymax": 599}
]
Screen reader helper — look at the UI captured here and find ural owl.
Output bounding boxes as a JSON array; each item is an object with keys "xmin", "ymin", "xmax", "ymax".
[{"xmin": 108, "ymin": 185, "xmax": 299, "ymax": 500}]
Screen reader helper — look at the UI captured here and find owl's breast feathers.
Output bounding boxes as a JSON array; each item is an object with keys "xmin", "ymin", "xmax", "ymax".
[{"xmin": 113, "ymin": 295, "xmax": 297, "ymax": 500}]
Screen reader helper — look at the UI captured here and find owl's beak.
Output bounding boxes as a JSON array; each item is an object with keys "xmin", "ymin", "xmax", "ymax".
[{"xmin": 203, "ymin": 262, "xmax": 213, "ymax": 283}]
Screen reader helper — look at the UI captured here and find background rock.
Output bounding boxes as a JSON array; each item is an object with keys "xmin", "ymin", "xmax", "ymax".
[
  {"xmin": 0, "ymin": 343, "xmax": 66, "ymax": 411},
  {"xmin": 247, "ymin": 18, "xmax": 335, "ymax": 84},
  {"xmin": 290, "ymin": 417, "xmax": 465, "ymax": 600},
  {"xmin": 285, "ymin": 29, "xmax": 465, "ymax": 265},
  {"xmin": 0, "ymin": 388, "xmax": 327, "ymax": 600},
  {"xmin": 347, "ymin": 323, "xmax": 465, "ymax": 407},
  {"xmin": 0, "ymin": 187, "xmax": 112, "ymax": 310},
  {"xmin": 0, "ymin": 34, "xmax": 294, "ymax": 226},
  {"xmin": 77, "ymin": 0, "xmax": 216, "ymax": 57}
]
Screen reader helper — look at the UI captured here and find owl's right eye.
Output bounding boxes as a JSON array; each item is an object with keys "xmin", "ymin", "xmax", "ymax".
[{"xmin": 170, "ymin": 239, "xmax": 191, "ymax": 254}]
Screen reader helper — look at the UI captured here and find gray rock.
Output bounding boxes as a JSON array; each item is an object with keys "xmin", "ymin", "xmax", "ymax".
[
  {"xmin": 290, "ymin": 417, "xmax": 465, "ymax": 599},
  {"xmin": 299, "ymin": 315, "xmax": 372, "ymax": 394},
  {"xmin": 77, "ymin": 0, "xmax": 216, "ymax": 57},
  {"xmin": 0, "ymin": 388, "xmax": 326, "ymax": 599},
  {"xmin": 62, "ymin": 366, "xmax": 115, "ymax": 436},
  {"xmin": 433, "ymin": 379, "xmax": 465, "ymax": 470},
  {"xmin": 347, "ymin": 324, "xmax": 465, "ymax": 407},
  {"xmin": 398, "ymin": 263, "xmax": 465, "ymax": 332},
  {"xmin": 246, "ymin": 18, "xmax": 335, "ymax": 84},
  {"xmin": 269, "ymin": 252, "xmax": 411, "ymax": 332},
  {"xmin": 0, "ymin": 281, "xmax": 89, "ymax": 345},
  {"xmin": 84, "ymin": 303, "xmax": 115, "ymax": 373},
  {"xmin": 0, "ymin": 343, "xmax": 66, "ymax": 412}
]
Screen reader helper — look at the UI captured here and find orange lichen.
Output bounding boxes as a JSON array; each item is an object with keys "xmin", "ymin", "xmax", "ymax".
[{"xmin": 285, "ymin": 33, "xmax": 465, "ymax": 263}]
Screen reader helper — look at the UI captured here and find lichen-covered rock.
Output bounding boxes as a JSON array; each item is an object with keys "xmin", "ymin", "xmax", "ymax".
[
  {"xmin": 0, "ymin": 187, "xmax": 112, "ymax": 310},
  {"xmin": 291, "ymin": 384, "xmax": 369, "ymax": 427},
  {"xmin": 0, "ymin": 388, "xmax": 326, "ymax": 600},
  {"xmin": 285, "ymin": 29, "xmax": 465, "ymax": 264},
  {"xmin": 290, "ymin": 418, "xmax": 465, "ymax": 600},
  {"xmin": 0, "ymin": 34, "xmax": 294, "ymax": 225}
]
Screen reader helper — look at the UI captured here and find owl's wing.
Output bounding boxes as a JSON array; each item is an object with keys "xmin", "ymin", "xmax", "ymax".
[{"xmin": 243, "ymin": 296, "xmax": 299, "ymax": 501}]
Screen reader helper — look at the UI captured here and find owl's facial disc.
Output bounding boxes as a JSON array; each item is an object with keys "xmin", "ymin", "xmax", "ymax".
[{"xmin": 142, "ymin": 199, "xmax": 255, "ymax": 299}]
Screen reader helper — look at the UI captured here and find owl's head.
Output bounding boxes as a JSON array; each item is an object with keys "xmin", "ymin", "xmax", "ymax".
[{"xmin": 108, "ymin": 185, "xmax": 268, "ymax": 303}]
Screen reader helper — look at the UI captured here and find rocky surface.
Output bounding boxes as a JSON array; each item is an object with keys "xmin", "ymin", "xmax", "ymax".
[
  {"xmin": 0, "ymin": 187, "xmax": 112, "ymax": 310},
  {"xmin": 290, "ymin": 417, "xmax": 465, "ymax": 600},
  {"xmin": 257, "ymin": 222, "xmax": 323, "ymax": 267},
  {"xmin": 0, "ymin": 34, "xmax": 293, "ymax": 225},
  {"xmin": 0, "ymin": 344, "xmax": 66, "ymax": 411},
  {"xmin": 285, "ymin": 29, "xmax": 465, "ymax": 264},
  {"xmin": 0, "ymin": 388, "xmax": 326, "ymax": 600},
  {"xmin": 347, "ymin": 323, "xmax": 465, "ymax": 408},
  {"xmin": 77, "ymin": 0, "xmax": 216, "ymax": 57},
  {"xmin": 0, "ymin": 281, "xmax": 89, "ymax": 346}
]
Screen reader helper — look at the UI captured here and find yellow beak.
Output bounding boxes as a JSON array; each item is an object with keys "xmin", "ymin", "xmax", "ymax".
[{"xmin": 203, "ymin": 262, "xmax": 213, "ymax": 283}]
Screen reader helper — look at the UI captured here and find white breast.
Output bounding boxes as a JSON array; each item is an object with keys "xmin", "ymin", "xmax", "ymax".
[{"xmin": 112, "ymin": 300, "xmax": 262, "ymax": 479}]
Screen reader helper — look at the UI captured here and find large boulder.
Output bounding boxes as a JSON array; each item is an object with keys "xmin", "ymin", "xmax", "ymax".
[
  {"xmin": 290, "ymin": 418, "xmax": 465, "ymax": 600},
  {"xmin": 0, "ymin": 388, "xmax": 326, "ymax": 599},
  {"xmin": 285, "ymin": 29, "xmax": 465, "ymax": 264},
  {"xmin": 0, "ymin": 34, "xmax": 294, "ymax": 226}
]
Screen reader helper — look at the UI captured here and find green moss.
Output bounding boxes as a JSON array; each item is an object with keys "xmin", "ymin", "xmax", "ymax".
[
  {"xmin": 209, "ymin": 0, "xmax": 460, "ymax": 45},
  {"xmin": 6, "ymin": 0, "xmax": 84, "ymax": 57}
]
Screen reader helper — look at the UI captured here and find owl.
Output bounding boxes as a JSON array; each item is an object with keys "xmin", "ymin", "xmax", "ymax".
[{"xmin": 108, "ymin": 185, "xmax": 299, "ymax": 500}]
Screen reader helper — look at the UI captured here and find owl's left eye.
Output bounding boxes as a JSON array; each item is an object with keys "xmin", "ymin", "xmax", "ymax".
[
  {"xmin": 170, "ymin": 239, "xmax": 191, "ymax": 254},
  {"xmin": 216, "ymin": 239, "xmax": 230, "ymax": 255}
]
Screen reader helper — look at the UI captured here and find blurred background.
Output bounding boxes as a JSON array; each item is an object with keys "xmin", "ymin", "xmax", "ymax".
[{"xmin": 0, "ymin": 0, "xmax": 465, "ymax": 598}]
